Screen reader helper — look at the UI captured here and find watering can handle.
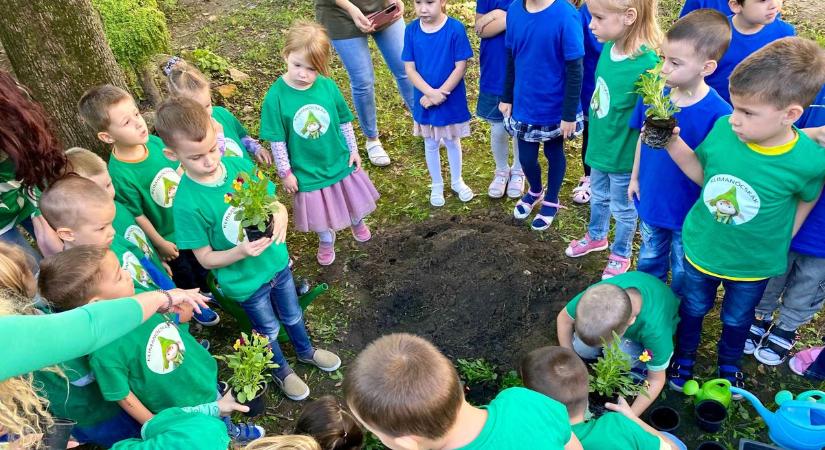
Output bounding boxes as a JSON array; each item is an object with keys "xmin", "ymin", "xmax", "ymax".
[{"xmin": 796, "ymin": 390, "xmax": 825, "ymax": 403}]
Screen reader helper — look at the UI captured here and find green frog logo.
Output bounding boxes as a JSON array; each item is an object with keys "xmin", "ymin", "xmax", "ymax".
[
  {"xmin": 703, "ymin": 175, "xmax": 760, "ymax": 225},
  {"xmin": 293, "ymin": 105, "xmax": 330, "ymax": 140}
]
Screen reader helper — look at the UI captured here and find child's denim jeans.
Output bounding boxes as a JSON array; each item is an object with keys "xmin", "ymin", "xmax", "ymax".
[
  {"xmin": 754, "ymin": 251, "xmax": 825, "ymax": 332},
  {"xmin": 675, "ymin": 260, "xmax": 770, "ymax": 367},
  {"xmin": 240, "ymin": 266, "xmax": 314, "ymax": 379},
  {"xmin": 637, "ymin": 222, "xmax": 685, "ymax": 298},
  {"xmin": 588, "ymin": 168, "xmax": 637, "ymax": 258},
  {"xmin": 71, "ymin": 409, "xmax": 142, "ymax": 447}
]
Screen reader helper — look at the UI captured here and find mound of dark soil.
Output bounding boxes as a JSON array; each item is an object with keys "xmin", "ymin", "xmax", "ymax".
[{"xmin": 347, "ymin": 211, "xmax": 599, "ymax": 370}]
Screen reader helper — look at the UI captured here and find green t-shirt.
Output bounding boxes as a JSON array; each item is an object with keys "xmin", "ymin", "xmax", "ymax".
[
  {"xmin": 113, "ymin": 201, "xmax": 166, "ymax": 286},
  {"xmin": 573, "ymin": 412, "xmax": 662, "ymax": 450},
  {"xmin": 315, "ymin": 0, "xmax": 396, "ymax": 40},
  {"xmin": 212, "ymin": 106, "xmax": 251, "ymax": 161},
  {"xmin": 173, "ymin": 157, "xmax": 289, "ymax": 302},
  {"xmin": 110, "ymin": 407, "xmax": 230, "ymax": 450},
  {"xmin": 565, "ymin": 272, "xmax": 679, "ymax": 371},
  {"xmin": 33, "ymin": 356, "xmax": 122, "ymax": 427},
  {"xmin": 683, "ymin": 118, "xmax": 825, "ymax": 279},
  {"xmin": 457, "ymin": 388, "xmax": 572, "ymax": 450},
  {"xmin": 259, "ymin": 76, "xmax": 355, "ymax": 192},
  {"xmin": 109, "ymin": 135, "xmax": 180, "ymax": 243},
  {"xmin": 0, "ymin": 151, "xmax": 38, "ymax": 233},
  {"xmin": 89, "ymin": 314, "xmax": 217, "ymax": 412},
  {"xmin": 586, "ymin": 42, "xmax": 659, "ymax": 173}
]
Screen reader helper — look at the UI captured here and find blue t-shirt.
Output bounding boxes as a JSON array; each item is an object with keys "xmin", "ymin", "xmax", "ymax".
[
  {"xmin": 791, "ymin": 84, "xmax": 825, "ymax": 258},
  {"xmin": 706, "ymin": 16, "xmax": 795, "ymax": 104},
  {"xmin": 679, "ymin": 0, "xmax": 732, "ymax": 17},
  {"xmin": 477, "ymin": 0, "xmax": 510, "ymax": 96},
  {"xmin": 580, "ymin": 2, "xmax": 603, "ymax": 117},
  {"xmin": 630, "ymin": 87, "xmax": 732, "ymax": 229},
  {"xmin": 505, "ymin": 0, "xmax": 584, "ymax": 125},
  {"xmin": 402, "ymin": 17, "xmax": 473, "ymax": 127}
]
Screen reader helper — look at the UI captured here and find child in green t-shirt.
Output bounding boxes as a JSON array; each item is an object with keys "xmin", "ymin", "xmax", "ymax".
[
  {"xmin": 155, "ymin": 97, "xmax": 341, "ymax": 402},
  {"xmin": 78, "ymin": 85, "xmax": 211, "ymax": 295},
  {"xmin": 556, "ymin": 271, "xmax": 679, "ymax": 415},
  {"xmin": 260, "ymin": 22, "xmax": 379, "ymax": 266},
  {"xmin": 664, "ymin": 37, "xmax": 825, "ymax": 392},
  {"xmin": 521, "ymin": 346, "xmax": 685, "ymax": 450},
  {"xmin": 163, "ymin": 57, "xmax": 270, "ymax": 164},
  {"xmin": 565, "ymin": 0, "xmax": 661, "ymax": 279},
  {"xmin": 344, "ymin": 333, "xmax": 581, "ymax": 450}
]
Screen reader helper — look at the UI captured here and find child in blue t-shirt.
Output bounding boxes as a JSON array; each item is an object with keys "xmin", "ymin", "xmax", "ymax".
[
  {"xmin": 746, "ymin": 83, "xmax": 825, "ymax": 367},
  {"xmin": 628, "ymin": 10, "xmax": 732, "ymax": 298},
  {"xmin": 402, "ymin": 0, "xmax": 474, "ymax": 207},
  {"xmin": 499, "ymin": 0, "xmax": 584, "ymax": 231},
  {"xmin": 474, "ymin": 0, "xmax": 524, "ymax": 200},
  {"xmin": 679, "ymin": 0, "xmax": 732, "ymax": 17},
  {"xmin": 705, "ymin": 0, "xmax": 794, "ymax": 104},
  {"xmin": 571, "ymin": 1, "xmax": 603, "ymax": 206}
]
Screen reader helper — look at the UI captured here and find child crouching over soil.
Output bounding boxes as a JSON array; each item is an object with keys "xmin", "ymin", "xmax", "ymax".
[
  {"xmin": 344, "ymin": 333, "xmax": 582, "ymax": 450},
  {"xmin": 521, "ymin": 346, "xmax": 685, "ymax": 450},
  {"xmin": 556, "ymin": 271, "xmax": 680, "ymax": 415}
]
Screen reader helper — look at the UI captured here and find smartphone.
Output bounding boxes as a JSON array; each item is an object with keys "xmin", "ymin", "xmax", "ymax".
[{"xmin": 366, "ymin": 2, "xmax": 399, "ymax": 31}]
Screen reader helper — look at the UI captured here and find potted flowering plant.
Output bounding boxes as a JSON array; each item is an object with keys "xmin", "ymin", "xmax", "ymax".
[
  {"xmin": 223, "ymin": 170, "xmax": 279, "ymax": 241},
  {"xmin": 588, "ymin": 333, "xmax": 648, "ymax": 417},
  {"xmin": 635, "ymin": 61, "xmax": 680, "ymax": 149},
  {"xmin": 215, "ymin": 332, "xmax": 278, "ymax": 417}
]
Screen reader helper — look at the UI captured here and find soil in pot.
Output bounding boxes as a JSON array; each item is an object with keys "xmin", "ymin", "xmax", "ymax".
[
  {"xmin": 233, "ymin": 382, "xmax": 269, "ymax": 418},
  {"xmin": 647, "ymin": 405, "xmax": 680, "ymax": 432},
  {"xmin": 588, "ymin": 392, "xmax": 620, "ymax": 418},
  {"xmin": 642, "ymin": 116, "xmax": 677, "ymax": 149},
  {"xmin": 696, "ymin": 442, "xmax": 725, "ymax": 450},
  {"xmin": 464, "ymin": 380, "xmax": 499, "ymax": 406},
  {"xmin": 244, "ymin": 216, "xmax": 274, "ymax": 242},
  {"xmin": 695, "ymin": 399, "xmax": 727, "ymax": 433}
]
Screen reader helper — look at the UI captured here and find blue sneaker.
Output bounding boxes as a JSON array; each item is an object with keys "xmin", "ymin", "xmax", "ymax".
[
  {"xmin": 193, "ymin": 307, "xmax": 220, "ymax": 327},
  {"xmin": 667, "ymin": 358, "xmax": 694, "ymax": 391},
  {"xmin": 224, "ymin": 418, "xmax": 265, "ymax": 443}
]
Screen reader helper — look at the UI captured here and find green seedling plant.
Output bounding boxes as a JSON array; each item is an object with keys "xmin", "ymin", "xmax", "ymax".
[
  {"xmin": 589, "ymin": 332, "xmax": 648, "ymax": 400},
  {"xmin": 215, "ymin": 332, "xmax": 278, "ymax": 403},
  {"xmin": 191, "ymin": 47, "xmax": 231, "ymax": 76},
  {"xmin": 224, "ymin": 170, "xmax": 279, "ymax": 238},
  {"xmin": 635, "ymin": 61, "xmax": 680, "ymax": 148},
  {"xmin": 457, "ymin": 358, "xmax": 498, "ymax": 385},
  {"xmin": 499, "ymin": 370, "xmax": 524, "ymax": 390}
]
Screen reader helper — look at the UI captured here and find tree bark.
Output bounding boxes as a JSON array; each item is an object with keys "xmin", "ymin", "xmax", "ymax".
[{"xmin": 0, "ymin": 0, "xmax": 128, "ymax": 156}]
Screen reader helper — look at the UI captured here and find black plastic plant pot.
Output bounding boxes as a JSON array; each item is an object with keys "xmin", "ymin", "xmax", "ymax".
[
  {"xmin": 42, "ymin": 418, "xmax": 76, "ymax": 450},
  {"xmin": 642, "ymin": 116, "xmax": 677, "ymax": 149},
  {"xmin": 588, "ymin": 392, "xmax": 620, "ymax": 419},
  {"xmin": 697, "ymin": 441, "xmax": 726, "ymax": 450},
  {"xmin": 647, "ymin": 405, "xmax": 680, "ymax": 432},
  {"xmin": 234, "ymin": 382, "xmax": 268, "ymax": 418},
  {"xmin": 244, "ymin": 216, "xmax": 274, "ymax": 242},
  {"xmin": 695, "ymin": 399, "xmax": 727, "ymax": 433}
]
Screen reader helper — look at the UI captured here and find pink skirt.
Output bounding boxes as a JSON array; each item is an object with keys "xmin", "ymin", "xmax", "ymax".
[
  {"xmin": 293, "ymin": 169, "xmax": 380, "ymax": 232},
  {"xmin": 413, "ymin": 121, "xmax": 471, "ymax": 141}
]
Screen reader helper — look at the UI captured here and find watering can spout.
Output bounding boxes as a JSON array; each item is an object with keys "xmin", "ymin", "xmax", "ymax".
[{"xmin": 730, "ymin": 387, "xmax": 775, "ymax": 425}]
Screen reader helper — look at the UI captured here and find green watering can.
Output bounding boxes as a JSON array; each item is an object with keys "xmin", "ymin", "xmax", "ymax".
[{"xmin": 683, "ymin": 378, "xmax": 732, "ymax": 408}]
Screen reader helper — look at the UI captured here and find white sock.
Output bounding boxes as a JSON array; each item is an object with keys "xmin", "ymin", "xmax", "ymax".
[
  {"xmin": 443, "ymin": 138, "xmax": 464, "ymax": 187},
  {"xmin": 490, "ymin": 121, "xmax": 510, "ymax": 172},
  {"xmin": 424, "ymin": 138, "xmax": 444, "ymax": 187},
  {"xmin": 317, "ymin": 230, "xmax": 334, "ymax": 244}
]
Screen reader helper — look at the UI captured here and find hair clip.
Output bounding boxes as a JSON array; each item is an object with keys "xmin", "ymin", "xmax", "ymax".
[{"xmin": 163, "ymin": 56, "xmax": 182, "ymax": 76}]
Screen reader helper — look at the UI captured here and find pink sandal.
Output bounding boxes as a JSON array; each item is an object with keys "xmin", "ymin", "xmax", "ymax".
[{"xmin": 789, "ymin": 346, "xmax": 823, "ymax": 376}]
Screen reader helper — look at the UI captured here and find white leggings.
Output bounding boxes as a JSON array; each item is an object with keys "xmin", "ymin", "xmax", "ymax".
[{"xmin": 424, "ymin": 137, "xmax": 464, "ymax": 187}]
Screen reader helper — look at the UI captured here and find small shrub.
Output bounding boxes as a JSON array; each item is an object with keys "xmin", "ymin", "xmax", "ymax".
[
  {"xmin": 191, "ymin": 48, "xmax": 231, "ymax": 76},
  {"xmin": 588, "ymin": 333, "xmax": 647, "ymax": 399},
  {"xmin": 92, "ymin": 0, "xmax": 171, "ymax": 77},
  {"xmin": 457, "ymin": 358, "xmax": 498, "ymax": 385}
]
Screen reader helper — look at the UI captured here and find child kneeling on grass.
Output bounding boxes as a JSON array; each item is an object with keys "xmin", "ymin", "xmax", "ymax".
[
  {"xmin": 556, "ymin": 271, "xmax": 680, "ymax": 415},
  {"xmin": 522, "ymin": 346, "xmax": 685, "ymax": 450},
  {"xmin": 155, "ymin": 97, "xmax": 340, "ymax": 401},
  {"xmin": 344, "ymin": 333, "xmax": 582, "ymax": 450}
]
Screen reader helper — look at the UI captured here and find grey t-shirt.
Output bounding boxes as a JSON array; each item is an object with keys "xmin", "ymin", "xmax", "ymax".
[{"xmin": 315, "ymin": 0, "xmax": 398, "ymax": 40}]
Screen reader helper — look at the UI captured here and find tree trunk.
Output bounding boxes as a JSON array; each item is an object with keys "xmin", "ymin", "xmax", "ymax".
[{"xmin": 0, "ymin": 0, "xmax": 128, "ymax": 156}]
